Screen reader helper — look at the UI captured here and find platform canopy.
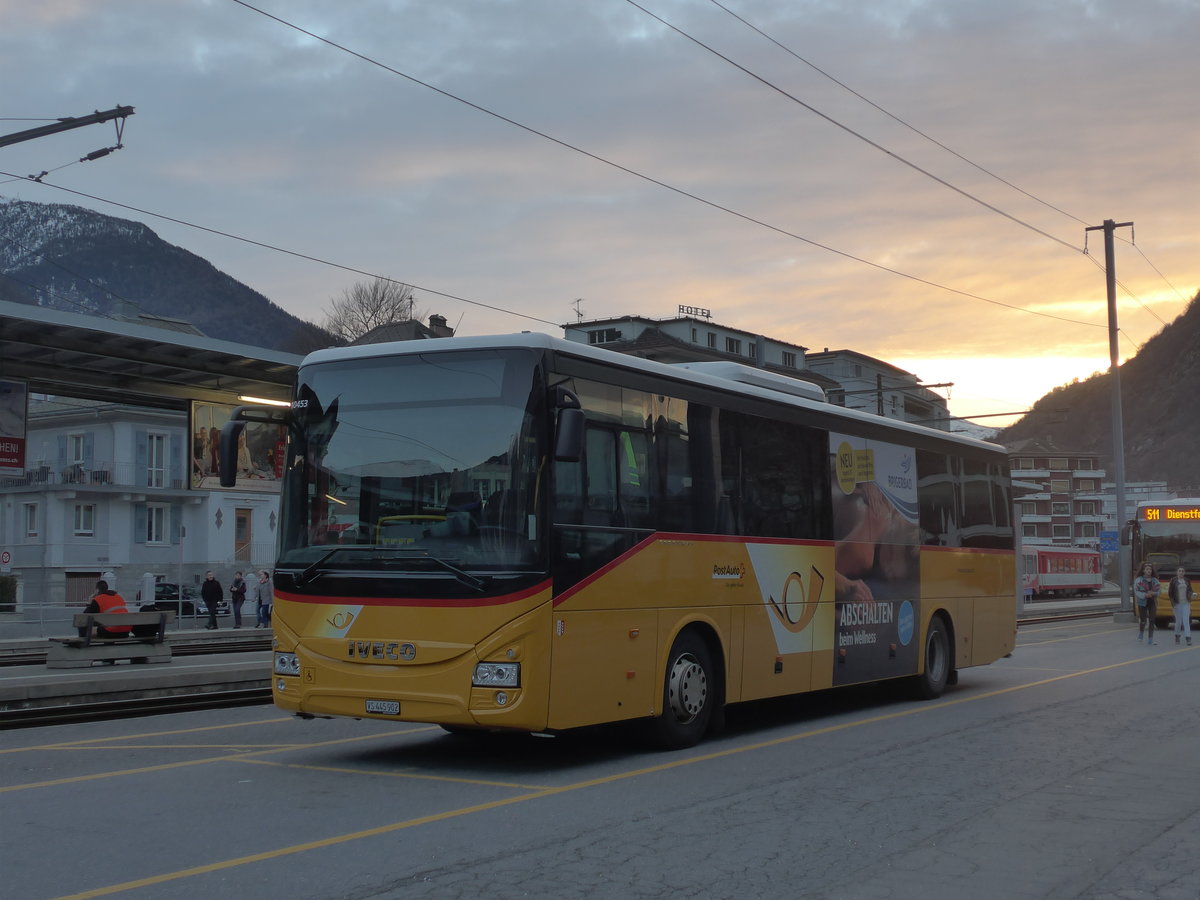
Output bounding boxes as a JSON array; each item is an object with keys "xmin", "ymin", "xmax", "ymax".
[{"xmin": 0, "ymin": 299, "xmax": 300, "ymax": 409}]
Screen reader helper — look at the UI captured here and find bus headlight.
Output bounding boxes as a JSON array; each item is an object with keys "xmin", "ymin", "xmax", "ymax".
[
  {"xmin": 473, "ymin": 661, "xmax": 520, "ymax": 688},
  {"xmin": 274, "ymin": 652, "xmax": 301, "ymax": 676}
]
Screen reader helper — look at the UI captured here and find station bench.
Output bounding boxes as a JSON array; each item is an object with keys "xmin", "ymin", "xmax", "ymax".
[{"xmin": 46, "ymin": 611, "xmax": 177, "ymax": 668}]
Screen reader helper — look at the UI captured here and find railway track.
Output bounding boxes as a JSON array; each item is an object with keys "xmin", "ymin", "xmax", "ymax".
[
  {"xmin": 1, "ymin": 686, "xmax": 272, "ymax": 729},
  {"xmin": 0, "ymin": 636, "xmax": 273, "ymax": 667},
  {"xmin": 3, "ymin": 610, "xmax": 1117, "ymax": 729}
]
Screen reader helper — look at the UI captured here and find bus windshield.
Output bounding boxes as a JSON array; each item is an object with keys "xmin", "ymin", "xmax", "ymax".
[{"xmin": 277, "ymin": 348, "xmax": 546, "ymax": 575}]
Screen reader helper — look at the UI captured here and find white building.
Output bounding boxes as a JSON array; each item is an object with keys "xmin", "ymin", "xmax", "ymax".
[
  {"xmin": 2, "ymin": 397, "xmax": 279, "ymax": 608},
  {"xmin": 804, "ymin": 349, "xmax": 951, "ymax": 431},
  {"xmin": 562, "ymin": 314, "xmax": 951, "ymax": 429}
]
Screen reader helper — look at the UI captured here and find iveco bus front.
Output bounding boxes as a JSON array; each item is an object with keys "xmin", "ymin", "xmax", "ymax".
[{"xmin": 221, "ymin": 340, "xmax": 581, "ymax": 732}]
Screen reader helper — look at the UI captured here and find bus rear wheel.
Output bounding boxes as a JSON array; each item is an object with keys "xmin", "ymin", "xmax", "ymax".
[
  {"xmin": 913, "ymin": 614, "xmax": 951, "ymax": 700},
  {"xmin": 647, "ymin": 630, "xmax": 714, "ymax": 750}
]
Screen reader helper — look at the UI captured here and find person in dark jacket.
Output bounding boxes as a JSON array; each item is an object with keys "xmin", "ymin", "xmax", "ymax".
[
  {"xmin": 200, "ymin": 570, "xmax": 223, "ymax": 630},
  {"xmin": 1167, "ymin": 566, "xmax": 1194, "ymax": 646},
  {"xmin": 229, "ymin": 571, "xmax": 247, "ymax": 629}
]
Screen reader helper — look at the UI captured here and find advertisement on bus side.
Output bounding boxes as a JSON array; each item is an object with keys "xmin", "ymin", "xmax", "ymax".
[{"xmin": 829, "ymin": 434, "xmax": 920, "ymax": 685}]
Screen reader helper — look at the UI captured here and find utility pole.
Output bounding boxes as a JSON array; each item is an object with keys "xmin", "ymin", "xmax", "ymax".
[
  {"xmin": 0, "ymin": 105, "xmax": 134, "ymax": 150},
  {"xmin": 1086, "ymin": 218, "xmax": 1134, "ymax": 615}
]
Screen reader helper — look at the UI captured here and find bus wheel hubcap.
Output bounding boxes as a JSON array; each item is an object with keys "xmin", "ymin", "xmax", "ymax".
[{"xmin": 668, "ymin": 653, "xmax": 707, "ymax": 723}]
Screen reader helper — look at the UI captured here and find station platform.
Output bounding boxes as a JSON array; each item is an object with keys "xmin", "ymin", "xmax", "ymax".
[
  {"xmin": 0, "ymin": 626, "xmax": 273, "ymax": 724},
  {"xmin": 0, "ymin": 594, "xmax": 1131, "ymax": 726}
]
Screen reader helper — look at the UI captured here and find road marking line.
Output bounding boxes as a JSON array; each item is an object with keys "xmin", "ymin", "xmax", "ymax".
[{"xmin": 47, "ymin": 649, "xmax": 1196, "ymax": 900}]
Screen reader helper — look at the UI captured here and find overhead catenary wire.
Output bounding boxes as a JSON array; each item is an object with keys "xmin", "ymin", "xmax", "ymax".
[
  {"xmin": 622, "ymin": 0, "xmax": 1083, "ymax": 256},
  {"xmin": 699, "ymin": 0, "xmax": 1184, "ymax": 328},
  {"xmin": 0, "ymin": 171, "xmax": 564, "ymax": 329},
  {"xmin": 221, "ymin": 0, "xmax": 1105, "ymax": 333}
]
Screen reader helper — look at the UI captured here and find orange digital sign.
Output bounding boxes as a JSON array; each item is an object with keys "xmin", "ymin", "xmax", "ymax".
[{"xmin": 1140, "ymin": 506, "xmax": 1200, "ymax": 522}]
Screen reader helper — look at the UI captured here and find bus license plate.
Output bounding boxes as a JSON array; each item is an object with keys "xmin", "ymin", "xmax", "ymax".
[{"xmin": 365, "ymin": 699, "xmax": 400, "ymax": 715}]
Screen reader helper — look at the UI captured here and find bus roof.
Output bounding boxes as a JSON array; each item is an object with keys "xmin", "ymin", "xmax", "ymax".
[{"xmin": 301, "ymin": 332, "xmax": 1002, "ymax": 454}]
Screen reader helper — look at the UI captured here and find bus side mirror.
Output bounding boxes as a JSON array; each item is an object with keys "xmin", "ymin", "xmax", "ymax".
[
  {"xmin": 1120, "ymin": 524, "xmax": 1132, "ymax": 546},
  {"xmin": 218, "ymin": 419, "xmax": 247, "ymax": 488},
  {"xmin": 555, "ymin": 407, "xmax": 584, "ymax": 462}
]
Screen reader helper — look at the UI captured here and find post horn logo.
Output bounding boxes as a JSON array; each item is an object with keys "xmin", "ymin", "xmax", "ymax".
[{"xmin": 768, "ymin": 567, "xmax": 825, "ymax": 634}]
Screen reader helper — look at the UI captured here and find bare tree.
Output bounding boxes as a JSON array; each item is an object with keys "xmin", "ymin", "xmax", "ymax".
[{"xmin": 322, "ymin": 277, "xmax": 422, "ymax": 342}]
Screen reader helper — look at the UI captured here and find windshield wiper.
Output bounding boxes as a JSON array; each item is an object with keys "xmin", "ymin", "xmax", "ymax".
[{"xmin": 295, "ymin": 546, "xmax": 488, "ymax": 591}]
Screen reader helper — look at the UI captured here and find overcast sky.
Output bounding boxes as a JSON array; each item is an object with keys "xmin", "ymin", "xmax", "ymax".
[{"xmin": 2, "ymin": 0, "xmax": 1197, "ymax": 426}]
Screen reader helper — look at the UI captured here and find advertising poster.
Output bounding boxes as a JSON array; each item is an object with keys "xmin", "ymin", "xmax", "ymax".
[
  {"xmin": 190, "ymin": 401, "xmax": 285, "ymax": 493},
  {"xmin": 830, "ymin": 433, "xmax": 920, "ymax": 686},
  {"xmin": 0, "ymin": 378, "xmax": 28, "ymax": 472}
]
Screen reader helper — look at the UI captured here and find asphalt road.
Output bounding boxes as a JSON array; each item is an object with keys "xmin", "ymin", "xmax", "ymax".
[{"xmin": 3, "ymin": 616, "xmax": 1198, "ymax": 900}]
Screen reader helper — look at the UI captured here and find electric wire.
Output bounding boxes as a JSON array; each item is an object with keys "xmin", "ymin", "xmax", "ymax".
[
  {"xmin": 0, "ymin": 170, "xmax": 563, "ymax": 329},
  {"xmin": 224, "ymin": 0, "xmax": 1105, "ymax": 332},
  {"xmin": 704, "ymin": 0, "xmax": 1090, "ymax": 229},
  {"xmin": 700, "ymin": 0, "xmax": 1185, "ymax": 329},
  {"xmin": 622, "ymin": 0, "xmax": 1083, "ymax": 255}
]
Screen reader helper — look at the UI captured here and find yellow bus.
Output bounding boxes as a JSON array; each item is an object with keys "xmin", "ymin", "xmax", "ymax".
[
  {"xmin": 222, "ymin": 334, "xmax": 1016, "ymax": 749},
  {"xmin": 1129, "ymin": 499, "xmax": 1200, "ymax": 625}
]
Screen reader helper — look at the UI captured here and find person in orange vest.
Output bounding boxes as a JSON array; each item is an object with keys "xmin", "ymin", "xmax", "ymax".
[{"xmin": 78, "ymin": 580, "xmax": 132, "ymax": 639}]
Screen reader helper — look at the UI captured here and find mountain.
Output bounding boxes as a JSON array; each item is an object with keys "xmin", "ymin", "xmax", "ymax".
[
  {"xmin": 1000, "ymin": 289, "xmax": 1200, "ymax": 489},
  {"xmin": 0, "ymin": 197, "xmax": 335, "ymax": 353}
]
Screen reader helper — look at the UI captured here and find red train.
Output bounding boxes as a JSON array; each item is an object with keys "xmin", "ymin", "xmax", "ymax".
[{"xmin": 1020, "ymin": 546, "xmax": 1103, "ymax": 598}]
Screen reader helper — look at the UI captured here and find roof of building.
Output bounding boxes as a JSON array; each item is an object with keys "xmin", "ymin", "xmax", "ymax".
[{"xmin": 0, "ymin": 298, "xmax": 300, "ymax": 409}]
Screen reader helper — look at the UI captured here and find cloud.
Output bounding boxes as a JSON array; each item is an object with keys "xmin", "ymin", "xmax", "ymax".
[{"xmin": 1, "ymin": 0, "xmax": 1196, "ymax": 420}]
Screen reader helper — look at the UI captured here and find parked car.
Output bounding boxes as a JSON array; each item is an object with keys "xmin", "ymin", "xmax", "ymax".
[{"xmin": 142, "ymin": 582, "xmax": 229, "ymax": 616}]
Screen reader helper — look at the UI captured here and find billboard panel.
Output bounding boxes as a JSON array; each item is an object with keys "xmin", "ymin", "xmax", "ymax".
[
  {"xmin": 0, "ymin": 378, "xmax": 28, "ymax": 472},
  {"xmin": 191, "ymin": 401, "xmax": 285, "ymax": 493}
]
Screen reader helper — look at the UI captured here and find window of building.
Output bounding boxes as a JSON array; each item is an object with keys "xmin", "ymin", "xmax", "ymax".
[
  {"xmin": 1076, "ymin": 459, "xmax": 1094, "ymax": 470},
  {"xmin": 707, "ymin": 332, "xmax": 717, "ymax": 348},
  {"xmin": 73, "ymin": 504, "xmax": 95, "ymax": 536},
  {"xmin": 24, "ymin": 502, "xmax": 38, "ymax": 538},
  {"xmin": 147, "ymin": 433, "xmax": 167, "ymax": 488},
  {"xmin": 1052, "ymin": 502, "xmax": 1070, "ymax": 515},
  {"xmin": 853, "ymin": 364, "xmax": 863, "ymax": 377},
  {"xmin": 1077, "ymin": 479, "xmax": 1096, "ymax": 492},
  {"xmin": 587, "ymin": 328, "xmax": 621, "ymax": 345},
  {"xmin": 1079, "ymin": 523, "xmax": 1097, "ymax": 537},
  {"xmin": 1049, "ymin": 458, "xmax": 1068, "ymax": 470},
  {"xmin": 1022, "ymin": 524, "xmax": 1038, "ymax": 537},
  {"xmin": 145, "ymin": 503, "xmax": 168, "ymax": 544},
  {"xmin": 1052, "ymin": 525, "xmax": 1071, "ymax": 538},
  {"xmin": 1078, "ymin": 501, "xmax": 1096, "ymax": 516},
  {"xmin": 725, "ymin": 337, "xmax": 741, "ymax": 355},
  {"xmin": 1014, "ymin": 458, "xmax": 1034, "ymax": 469},
  {"xmin": 690, "ymin": 327, "xmax": 697, "ymax": 343},
  {"xmin": 782, "ymin": 351, "xmax": 796, "ymax": 368},
  {"xmin": 747, "ymin": 342, "xmax": 756, "ymax": 359},
  {"xmin": 1021, "ymin": 502, "xmax": 1037, "ymax": 515},
  {"xmin": 1050, "ymin": 479, "xmax": 1070, "ymax": 493},
  {"xmin": 68, "ymin": 433, "xmax": 86, "ymax": 464}
]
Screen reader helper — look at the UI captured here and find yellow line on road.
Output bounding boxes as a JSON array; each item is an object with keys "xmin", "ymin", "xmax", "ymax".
[
  {"xmin": 1, "ymin": 726, "xmax": 437, "ymax": 793},
  {"xmin": 241, "ymin": 757, "xmax": 553, "ymax": 790},
  {"xmin": 48, "ymin": 649, "xmax": 1195, "ymax": 900},
  {"xmin": 0, "ymin": 715, "xmax": 294, "ymax": 754}
]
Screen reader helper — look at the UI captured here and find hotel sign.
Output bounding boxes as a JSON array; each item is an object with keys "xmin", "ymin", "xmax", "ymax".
[{"xmin": 678, "ymin": 305, "xmax": 712, "ymax": 319}]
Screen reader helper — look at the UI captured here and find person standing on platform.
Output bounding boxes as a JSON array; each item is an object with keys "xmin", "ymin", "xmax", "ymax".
[
  {"xmin": 251, "ymin": 569, "xmax": 273, "ymax": 628},
  {"xmin": 1133, "ymin": 561, "xmax": 1161, "ymax": 645},
  {"xmin": 201, "ymin": 570, "xmax": 223, "ymax": 630},
  {"xmin": 1167, "ymin": 566, "xmax": 1194, "ymax": 646},
  {"xmin": 229, "ymin": 571, "xmax": 247, "ymax": 629}
]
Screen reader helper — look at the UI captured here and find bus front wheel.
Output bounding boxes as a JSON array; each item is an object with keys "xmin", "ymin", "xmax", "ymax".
[
  {"xmin": 647, "ymin": 630, "xmax": 714, "ymax": 750},
  {"xmin": 913, "ymin": 614, "xmax": 952, "ymax": 700}
]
